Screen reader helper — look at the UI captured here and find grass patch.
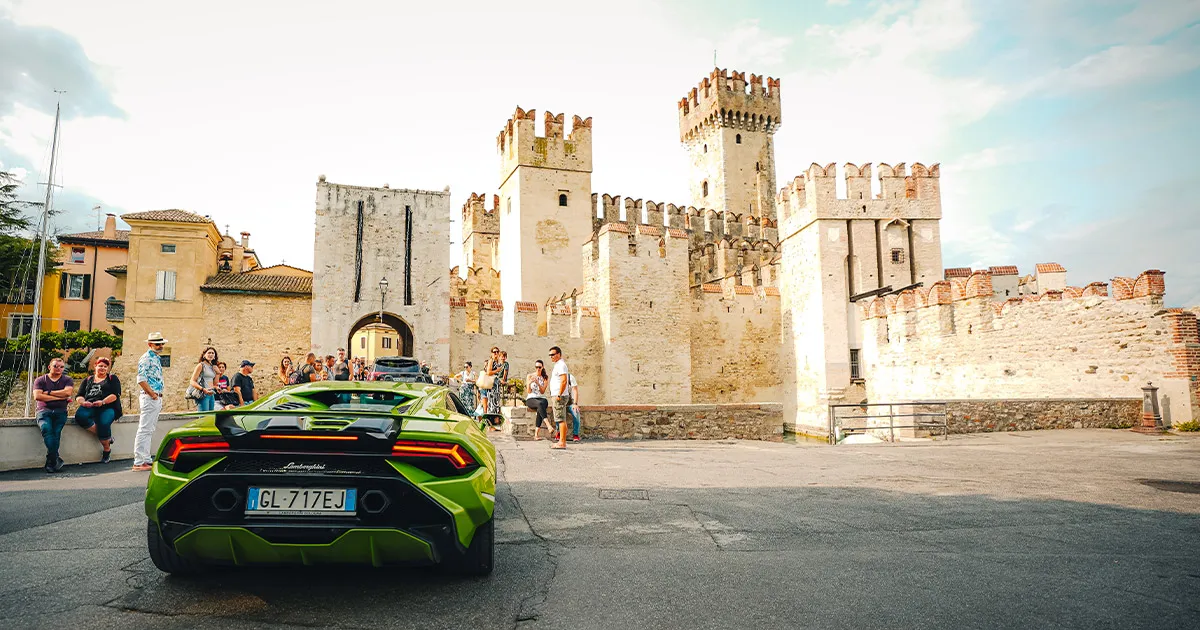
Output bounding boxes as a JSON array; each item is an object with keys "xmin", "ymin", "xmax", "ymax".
[{"xmin": 1172, "ymin": 420, "xmax": 1200, "ymax": 432}]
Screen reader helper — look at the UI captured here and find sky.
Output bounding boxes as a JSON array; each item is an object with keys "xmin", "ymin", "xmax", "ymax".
[{"xmin": 1, "ymin": 0, "xmax": 1197, "ymax": 305}]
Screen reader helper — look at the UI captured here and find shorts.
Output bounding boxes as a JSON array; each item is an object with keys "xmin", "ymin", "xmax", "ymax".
[{"xmin": 552, "ymin": 396, "xmax": 570, "ymax": 424}]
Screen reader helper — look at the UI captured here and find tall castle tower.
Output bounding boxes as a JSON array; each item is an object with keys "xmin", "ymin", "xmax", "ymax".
[
  {"xmin": 496, "ymin": 108, "xmax": 593, "ymax": 320},
  {"xmin": 679, "ymin": 69, "xmax": 781, "ymax": 220}
]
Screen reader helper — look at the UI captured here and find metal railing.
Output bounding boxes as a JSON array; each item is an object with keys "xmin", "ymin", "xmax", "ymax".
[{"xmin": 829, "ymin": 402, "xmax": 948, "ymax": 444}]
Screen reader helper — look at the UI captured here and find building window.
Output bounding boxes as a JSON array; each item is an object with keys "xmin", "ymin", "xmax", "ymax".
[
  {"xmin": 59, "ymin": 273, "xmax": 91, "ymax": 300},
  {"xmin": 64, "ymin": 320, "xmax": 81, "ymax": 332},
  {"xmin": 70, "ymin": 247, "xmax": 85, "ymax": 264},
  {"xmin": 850, "ymin": 349, "xmax": 862, "ymax": 380},
  {"xmin": 381, "ymin": 337, "xmax": 392, "ymax": 349},
  {"xmin": 155, "ymin": 270, "xmax": 177, "ymax": 300},
  {"xmin": 736, "ymin": 134, "xmax": 742, "ymax": 144},
  {"xmin": 160, "ymin": 354, "xmax": 172, "ymax": 368},
  {"xmin": 161, "ymin": 244, "xmax": 176, "ymax": 254},
  {"xmin": 890, "ymin": 248, "xmax": 905, "ymax": 264},
  {"xmin": 7, "ymin": 314, "xmax": 34, "ymax": 337},
  {"xmin": 558, "ymin": 193, "xmax": 568, "ymax": 207},
  {"xmin": 360, "ymin": 337, "xmax": 366, "ymax": 349},
  {"xmin": 702, "ymin": 181, "xmax": 709, "ymax": 197}
]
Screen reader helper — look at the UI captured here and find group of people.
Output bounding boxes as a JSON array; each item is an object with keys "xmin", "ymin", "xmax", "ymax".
[
  {"xmin": 186, "ymin": 346, "xmax": 258, "ymax": 412},
  {"xmin": 32, "ymin": 354, "xmax": 123, "ymax": 472},
  {"xmin": 454, "ymin": 345, "xmax": 581, "ymax": 448},
  {"xmin": 277, "ymin": 350, "xmax": 369, "ymax": 385}
]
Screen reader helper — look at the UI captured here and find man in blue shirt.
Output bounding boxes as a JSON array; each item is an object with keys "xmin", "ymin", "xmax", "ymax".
[{"xmin": 133, "ymin": 332, "xmax": 167, "ymax": 471}]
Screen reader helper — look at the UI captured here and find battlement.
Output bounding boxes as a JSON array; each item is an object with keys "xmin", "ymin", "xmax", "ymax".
[
  {"xmin": 775, "ymin": 161, "xmax": 942, "ymax": 223},
  {"xmin": 461, "ymin": 192, "xmax": 500, "ymax": 234},
  {"xmin": 589, "ymin": 193, "xmax": 777, "ymax": 245},
  {"xmin": 498, "ymin": 107, "xmax": 593, "ymax": 183},
  {"xmin": 678, "ymin": 68, "xmax": 782, "ymax": 143},
  {"xmin": 861, "ymin": 270, "xmax": 1166, "ymax": 326}
]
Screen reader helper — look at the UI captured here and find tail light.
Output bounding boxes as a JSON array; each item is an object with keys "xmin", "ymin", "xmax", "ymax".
[
  {"xmin": 392, "ymin": 440, "xmax": 477, "ymax": 470},
  {"xmin": 163, "ymin": 435, "xmax": 230, "ymax": 464}
]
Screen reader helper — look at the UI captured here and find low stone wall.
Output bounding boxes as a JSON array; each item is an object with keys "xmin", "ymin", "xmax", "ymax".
[
  {"xmin": 504, "ymin": 403, "xmax": 784, "ymax": 441},
  {"xmin": 942, "ymin": 398, "xmax": 1141, "ymax": 433},
  {"xmin": 0, "ymin": 413, "xmax": 199, "ymax": 471}
]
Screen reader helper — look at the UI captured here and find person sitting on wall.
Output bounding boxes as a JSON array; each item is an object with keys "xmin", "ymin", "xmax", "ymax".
[
  {"xmin": 34, "ymin": 358, "xmax": 75, "ymax": 473},
  {"xmin": 73, "ymin": 357, "xmax": 123, "ymax": 464}
]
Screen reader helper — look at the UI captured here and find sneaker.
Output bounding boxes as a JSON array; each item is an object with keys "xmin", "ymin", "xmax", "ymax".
[
  {"xmin": 44, "ymin": 464, "xmax": 56, "ymax": 474},
  {"xmin": 100, "ymin": 450, "xmax": 112, "ymax": 464},
  {"xmin": 53, "ymin": 457, "xmax": 65, "ymax": 473},
  {"xmin": 131, "ymin": 463, "xmax": 152, "ymax": 472},
  {"xmin": 572, "ymin": 435, "xmax": 581, "ymax": 442}
]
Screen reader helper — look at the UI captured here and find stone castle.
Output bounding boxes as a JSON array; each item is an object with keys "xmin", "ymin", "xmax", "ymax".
[{"xmin": 112, "ymin": 67, "xmax": 1199, "ymax": 434}]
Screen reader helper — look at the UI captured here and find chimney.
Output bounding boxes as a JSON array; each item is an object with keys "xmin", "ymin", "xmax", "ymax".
[
  {"xmin": 103, "ymin": 214, "xmax": 116, "ymax": 239},
  {"xmin": 240, "ymin": 231, "xmax": 250, "ymax": 248}
]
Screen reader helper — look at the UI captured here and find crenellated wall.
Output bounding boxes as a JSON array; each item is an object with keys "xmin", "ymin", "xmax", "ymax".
[
  {"xmin": 690, "ymin": 287, "xmax": 782, "ymax": 403},
  {"xmin": 859, "ymin": 270, "xmax": 1199, "ymax": 426}
]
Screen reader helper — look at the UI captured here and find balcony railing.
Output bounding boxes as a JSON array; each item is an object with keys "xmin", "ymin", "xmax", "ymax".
[{"xmin": 105, "ymin": 298, "xmax": 124, "ymax": 322}]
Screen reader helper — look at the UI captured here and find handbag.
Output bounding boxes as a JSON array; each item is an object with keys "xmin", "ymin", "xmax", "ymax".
[
  {"xmin": 476, "ymin": 373, "xmax": 495, "ymax": 391},
  {"xmin": 185, "ymin": 385, "xmax": 202, "ymax": 400}
]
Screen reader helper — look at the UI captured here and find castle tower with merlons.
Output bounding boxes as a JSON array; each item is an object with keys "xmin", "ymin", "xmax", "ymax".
[{"xmin": 679, "ymin": 69, "xmax": 781, "ymax": 220}]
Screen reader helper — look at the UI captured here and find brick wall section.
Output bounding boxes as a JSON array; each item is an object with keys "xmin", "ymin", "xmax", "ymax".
[
  {"xmin": 506, "ymin": 403, "xmax": 783, "ymax": 440},
  {"xmin": 1165, "ymin": 311, "xmax": 1200, "ymax": 420},
  {"xmin": 941, "ymin": 398, "xmax": 1141, "ymax": 433}
]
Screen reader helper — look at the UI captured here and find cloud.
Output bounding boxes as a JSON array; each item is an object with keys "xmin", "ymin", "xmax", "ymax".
[
  {"xmin": 944, "ymin": 146, "xmax": 1023, "ymax": 173},
  {"xmin": 715, "ymin": 20, "xmax": 793, "ymax": 67},
  {"xmin": 0, "ymin": 13, "xmax": 124, "ymax": 120},
  {"xmin": 1028, "ymin": 26, "xmax": 1200, "ymax": 93}
]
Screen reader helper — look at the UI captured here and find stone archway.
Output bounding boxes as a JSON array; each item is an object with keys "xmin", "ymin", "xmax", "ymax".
[{"xmin": 347, "ymin": 312, "xmax": 414, "ymax": 358}]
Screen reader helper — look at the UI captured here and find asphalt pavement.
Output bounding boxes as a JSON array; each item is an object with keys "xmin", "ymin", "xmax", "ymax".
[{"xmin": 1, "ymin": 430, "xmax": 1198, "ymax": 629}]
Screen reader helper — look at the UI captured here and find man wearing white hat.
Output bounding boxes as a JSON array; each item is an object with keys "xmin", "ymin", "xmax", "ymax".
[{"xmin": 133, "ymin": 332, "xmax": 168, "ymax": 471}]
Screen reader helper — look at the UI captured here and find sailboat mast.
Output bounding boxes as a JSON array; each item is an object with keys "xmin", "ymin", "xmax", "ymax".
[{"xmin": 24, "ymin": 102, "xmax": 61, "ymax": 417}]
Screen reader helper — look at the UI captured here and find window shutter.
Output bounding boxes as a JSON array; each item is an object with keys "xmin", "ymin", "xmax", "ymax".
[
  {"xmin": 81, "ymin": 275, "xmax": 91, "ymax": 300},
  {"xmin": 166, "ymin": 271, "xmax": 176, "ymax": 300},
  {"xmin": 59, "ymin": 275, "xmax": 68, "ymax": 298},
  {"xmin": 155, "ymin": 271, "xmax": 165, "ymax": 300}
]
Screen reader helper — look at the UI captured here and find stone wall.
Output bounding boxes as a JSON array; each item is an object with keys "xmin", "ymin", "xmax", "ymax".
[
  {"xmin": 201, "ymin": 292, "xmax": 312, "ymax": 404},
  {"xmin": 690, "ymin": 289, "xmax": 782, "ymax": 403},
  {"xmin": 860, "ymin": 270, "xmax": 1198, "ymax": 426},
  {"xmin": 505, "ymin": 402, "xmax": 783, "ymax": 441},
  {"xmin": 941, "ymin": 398, "xmax": 1141, "ymax": 433}
]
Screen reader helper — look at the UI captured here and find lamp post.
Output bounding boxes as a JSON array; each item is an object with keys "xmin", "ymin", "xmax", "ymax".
[{"xmin": 378, "ymin": 277, "xmax": 388, "ymax": 323}]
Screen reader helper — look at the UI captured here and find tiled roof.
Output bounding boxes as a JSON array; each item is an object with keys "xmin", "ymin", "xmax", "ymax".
[
  {"xmin": 1035, "ymin": 262, "xmax": 1066, "ymax": 274},
  {"xmin": 59, "ymin": 229, "xmax": 130, "ymax": 244},
  {"xmin": 121, "ymin": 209, "xmax": 213, "ymax": 224},
  {"xmin": 200, "ymin": 273, "xmax": 311, "ymax": 296},
  {"xmin": 105, "ymin": 265, "xmax": 127, "ymax": 275},
  {"xmin": 944, "ymin": 267, "xmax": 973, "ymax": 279},
  {"xmin": 988, "ymin": 265, "xmax": 1019, "ymax": 276}
]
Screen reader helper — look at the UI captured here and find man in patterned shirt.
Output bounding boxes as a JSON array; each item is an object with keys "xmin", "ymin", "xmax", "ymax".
[{"xmin": 133, "ymin": 332, "xmax": 168, "ymax": 471}]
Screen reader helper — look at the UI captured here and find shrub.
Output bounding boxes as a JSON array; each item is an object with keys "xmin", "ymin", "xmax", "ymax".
[
  {"xmin": 66, "ymin": 349, "xmax": 88, "ymax": 373},
  {"xmin": 0, "ymin": 370, "xmax": 17, "ymax": 405},
  {"xmin": 1173, "ymin": 420, "xmax": 1200, "ymax": 433}
]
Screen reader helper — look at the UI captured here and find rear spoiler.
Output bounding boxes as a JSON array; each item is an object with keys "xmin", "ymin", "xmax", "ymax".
[{"xmin": 212, "ymin": 408, "xmax": 406, "ymax": 441}]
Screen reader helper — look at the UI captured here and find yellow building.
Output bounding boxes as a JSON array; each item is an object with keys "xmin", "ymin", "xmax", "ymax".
[
  {"xmin": 54, "ymin": 214, "xmax": 130, "ymax": 333},
  {"xmin": 1, "ymin": 245, "xmax": 60, "ymax": 339},
  {"xmin": 350, "ymin": 322, "xmax": 404, "ymax": 363},
  {"xmin": 117, "ymin": 209, "xmax": 313, "ymax": 412}
]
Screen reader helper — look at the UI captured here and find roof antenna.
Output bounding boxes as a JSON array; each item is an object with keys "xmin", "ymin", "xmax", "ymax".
[{"xmin": 93, "ymin": 205, "xmax": 101, "ymax": 230}]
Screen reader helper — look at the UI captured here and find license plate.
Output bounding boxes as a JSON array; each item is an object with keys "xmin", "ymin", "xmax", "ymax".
[{"xmin": 246, "ymin": 487, "xmax": 356, "ymax": 516}]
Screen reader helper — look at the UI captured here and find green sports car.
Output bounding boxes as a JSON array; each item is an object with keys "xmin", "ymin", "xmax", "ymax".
[{"xmin": 144, "ymin": 381, "xmax": 498, "ymax": 576}]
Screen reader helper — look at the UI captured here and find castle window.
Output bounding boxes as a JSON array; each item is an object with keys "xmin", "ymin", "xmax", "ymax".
[
  {"xmin": 703, "ymin": 144, "xmax": 707, "ymax": 153},
  {"xmin": 558, "ymin": 193, "xmax": 568, "ymax": 207},
  {"xmin": 850, "ymin": 349, "xmax": 862, "ymax": 380},
  {"xmin": 755, "ymin": 162, "xmax": 760, "ymax": 172},
  {"xmin": 506, "ymin": 198, "xmax": 512, "ymax": 214},
  {"xmin": 891, "ymin": 248, "xmax": 905, "ymax": 264},
  {"xmin": 702, "ymin": 181, "xmax": 708, "ymax": 197},
  {"xmin": 736, "ymin": 134, "xmax": 742, "ymax": 144}
]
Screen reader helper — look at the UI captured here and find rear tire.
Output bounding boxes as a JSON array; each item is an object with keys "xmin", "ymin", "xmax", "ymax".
[
  {"xmin": 146, "ymin": 519, "xmax": 202, "ymax": 575},
  {"xmin": 449, "ymin": 517, "xmax": 494, "ymax": 576}
]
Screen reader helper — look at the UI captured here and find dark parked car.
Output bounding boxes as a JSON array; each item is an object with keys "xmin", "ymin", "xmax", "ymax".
[{"xmin": 370, "ymin": 357, "xmax": 432, "ymax": 383}]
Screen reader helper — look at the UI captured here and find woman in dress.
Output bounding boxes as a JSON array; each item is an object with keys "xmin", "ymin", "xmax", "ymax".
[
  {"xmin": 525, "ymin": 360, "xmax": 550, "ymax": 440},
  {"xmin": 189, "ymin": 347, "xmax": 218, "ymax": 411},
  {"xmin": 72, "ymin": 357, "xmax": 122, "ymax": 463},
  {"xmin": 456, "ymin": 361, "xmax": 478, "ymax": 414}
]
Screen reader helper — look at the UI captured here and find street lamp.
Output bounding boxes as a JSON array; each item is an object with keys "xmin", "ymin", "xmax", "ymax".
[{"xmin": 378, "ymin": 277, "xmax": 388, "ymax": 322}]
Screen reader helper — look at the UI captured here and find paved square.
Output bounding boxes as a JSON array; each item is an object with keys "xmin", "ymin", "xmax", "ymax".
[{"xmin": 1, "ymin": 430, "xmax": 1197, "ymax": 629}]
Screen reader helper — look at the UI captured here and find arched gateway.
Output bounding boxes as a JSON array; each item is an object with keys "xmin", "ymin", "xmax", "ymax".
[
  {"xmin": 347, "ymin": 312, "xmax": 414, "ymax": 358},
  {"xmin": 310, "ymin": 178, "xmax": 451, "ymax": 372}
]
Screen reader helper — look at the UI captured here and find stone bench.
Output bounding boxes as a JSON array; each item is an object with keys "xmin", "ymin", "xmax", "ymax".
[{"xmin": 0, "ymin": 413, "xmax": 199, "ymax": 471}]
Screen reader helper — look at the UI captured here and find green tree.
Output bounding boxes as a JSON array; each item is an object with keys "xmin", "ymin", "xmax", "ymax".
[{"xmin": 0, "ymin": 170, "xmax": 59, "ymax": 305}]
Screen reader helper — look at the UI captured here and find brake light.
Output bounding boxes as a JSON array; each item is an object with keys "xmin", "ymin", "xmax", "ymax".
[
  {"xmin": 391, "ymin": 440, "xmax": 477, "ymax": 469},
  {"xmin": 164, "ymin": 436, "xmax": 230, "ymax": 463}
]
